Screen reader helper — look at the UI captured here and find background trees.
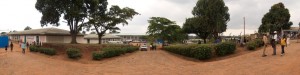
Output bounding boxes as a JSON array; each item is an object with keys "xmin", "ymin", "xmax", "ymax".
[
  {"xmin": 85, "ymin": 5, "xmax": 139, "ymax": 44},
  {"xmin": 24, "ymin": 26, "xmax": 32, "ymax": 30},
  {"xmin": 35, "ymin": 0, "xmax": 99, "ymax": 44},
  {"xmin": 183, "ymin": 0, "xmax": 230, "ymax": 43},
  {"xmin": 36, "ymin": 0, "xmax": 138, "ymax": 44},
  {"xmin": 258, "ymin": 2, "xmax": 292, "ymax": 33},
  {"xmin": 147, "ymin": 17, "xmax": 187, "ymax": 44}
]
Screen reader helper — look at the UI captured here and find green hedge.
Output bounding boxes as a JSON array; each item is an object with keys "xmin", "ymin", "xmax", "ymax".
[
  {"xmin": 92, "ymin": 46, "xmax": 139, "ymax": 60},
  {"xmin": 215, "ymin": 42, "xmax": 236, "ymax": 56},
  {"xmin": 163, "ymin": 44, "xmax": 212, "ymax": 60},
  {"xmin": 246, "ymin": 39, "xmax": 264, "ymax": 50},
  {"xmin": 29, "ymin": 46, "xmax": 56, "ymax": 56},
  {"xmin": 66, "ymin": 48, "xmax": 82, "ymax": 59},
  {"xmin": 29, "ymin": 45, "xmax": 39, "ymax": 52}
]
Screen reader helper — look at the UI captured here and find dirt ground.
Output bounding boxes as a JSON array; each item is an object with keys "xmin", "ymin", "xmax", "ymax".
[{"xmin": 0, "ymin": 41, "xmax": 300, "ymax": 75}]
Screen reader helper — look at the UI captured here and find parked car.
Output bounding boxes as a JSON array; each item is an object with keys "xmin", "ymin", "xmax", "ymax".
[{"xmin": 140, "ymin": 45, "xmax": 148, "ymax": 51}]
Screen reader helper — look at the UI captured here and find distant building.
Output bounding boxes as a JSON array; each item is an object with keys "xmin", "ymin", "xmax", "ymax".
[
  {"xmin": 84, "ymin": 34, "xmax": 122, "ymax": 44},
  {"xmin": 84, "ymin": 33, "xmax": 147, "ymax": 44},
  {"xmin": 8, "ymin": 28, "xmax": 85, "ymax": 44}
]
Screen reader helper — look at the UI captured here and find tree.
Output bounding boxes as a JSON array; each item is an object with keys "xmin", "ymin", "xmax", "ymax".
[
  {"xmin": 24, "ymin": 26, "xmax": 32, "ymax": 30},
  {"xmin": 90, "ymin": 32, "xmax": 96, "ymax": 34},
  {"xmin": 147, "ymin": 17, "xmax": 187, "ymax": 44},
  {"xmin": 85, "ymin": 4, "xmax": 139, "ymax": 44},
  {"xmin": 183, "ymin": 17, "xmax": 210, "ymax": 43},
  {"xmin": 258, "ymin": 2, "xmax": 292, "ymax": 33},
  {"xmin": 1, "ymin": 32, "xmax": 6, "ymax": 35},
  {"xmin": 192, "ymin": 0, "xmax": 230, "ymax": 38},
  {"xmin": 35, "ymin": 0, "xmax": 99, "ymax": 44}
]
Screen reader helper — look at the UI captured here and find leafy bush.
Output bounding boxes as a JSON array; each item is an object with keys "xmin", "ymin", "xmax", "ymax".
[
  {"xmin": 255, "ymin": 39, "xmax": 264, "ymax": 47},
  {"xmin": 246, "ymin": 39, "xmax": 264, "ymax": 50},
  {"xmin": 92, "ymin": 46, "xmax": 139, "ymax": 60},
  {"xmin": 66, "ymin": 48, "xmax": 82, "ymax": 59},
  {"xmin": 29, "ymin": 46, "xmax": 39, "ymax": 52},
  {"xmin": 215, "ymin": 42, "xmax": 236, "ymax": 56},
  {"xmin": 43, "ymin": 48, "xmax": 56, "ymax": 55},
  {"xmin": 163, "ymin": 44, "xmax": 212, "ymax": 60},
  {"xmin": 246, "ymin": 42, "xmax": 257, "ymax": 50},
  {"xmin": 92, "ymin": 51, "xmax": 104, "ymax": 60}
]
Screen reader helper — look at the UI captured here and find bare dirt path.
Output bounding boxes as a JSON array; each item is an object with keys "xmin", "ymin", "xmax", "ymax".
[{"xmin": 0, "ymin": 41, "xmax": 300, "ymax": 75}]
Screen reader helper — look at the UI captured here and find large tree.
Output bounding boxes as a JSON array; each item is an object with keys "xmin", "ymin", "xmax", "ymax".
[
  {"xmin": 258, "ymin": 2, "xmax": 292, "ymax": 33},
  {"xmin": 183, "ymin": 17, "xmax": 210, "ymax": 43},
  {"xmin": 191, "ymin": 0, "xmax": 230, "ymax": 38},
  {"xmin": 147, "ymin": 17, "xmax": 187, "ymax": 44},
  {"xmin": 85, "ymin": 3, "xmax": 139, "ymax": 44},
  {"xmin": 24, "ymin": 26, "xmax": 32, "ymax": 30},
  {"xmin": 35, "ymin": 0, "xmax": 99, "ymax": 44}
]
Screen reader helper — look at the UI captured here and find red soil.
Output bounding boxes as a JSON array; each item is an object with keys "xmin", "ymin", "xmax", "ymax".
[{"xmin": 0, "ymin": 41, "xmax": 300, "ymax": 75}]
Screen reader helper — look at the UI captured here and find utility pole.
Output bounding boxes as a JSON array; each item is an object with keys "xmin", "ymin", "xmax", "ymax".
[{"xmin": 243, "ymin": 17, "xmax": 246, "ymax": 43}]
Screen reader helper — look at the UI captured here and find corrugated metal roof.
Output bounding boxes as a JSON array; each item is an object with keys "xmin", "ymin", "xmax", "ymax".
[
  {"xmin": 8, "ymin": 28, "xmax": 83, "ymax": 35},
  {"xmin": 84, "ymin": 34, "xmax": 121, "ymax": 39}
]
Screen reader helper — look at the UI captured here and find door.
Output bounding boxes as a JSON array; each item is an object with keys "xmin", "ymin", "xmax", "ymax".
[{"xmin": 36, "ymin": 36, "xmax": 40, "ymax": 43}]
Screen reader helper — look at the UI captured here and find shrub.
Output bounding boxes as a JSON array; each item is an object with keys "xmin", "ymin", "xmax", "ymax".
[
  {"xmin": 92, "ymin": 51, "xmax": 104, "ymax": 60},
  {"xmin": 29, "ymin": 46, "xmax": 39, "ymax": 52},
  {"xmin": 163, "ymin": 44, "xmax": 212, "ymax": 60},
  {"xmin": 255, "ymin": 39, "xmax": 264, "ymax": 47},
  {"xmin": 40, "ymin": 48, "xmax": 56, "ymax": 56},
  {"xmin": 66, "ymin": 48, "xmax": 82, "ymax": 59},
  {"xmin": 92, "ymin": 46, "xmax": 139, "ymax": 60},
  {"xmin": 215, "ymin": 42, "xmax": 236, "ymax": 56},
  {"xmin": 246, "ymin": 42, "xmax": 257, "ymax": 50}
]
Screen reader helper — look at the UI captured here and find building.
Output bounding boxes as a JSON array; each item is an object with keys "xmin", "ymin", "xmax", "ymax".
[
  {"xmin": 8, "ymin": 28, "xmax": 85, "ymax": 44},
  {"xmin": 83, "ymin": 33, "xmax": 147, "ymax": 44},
  {"xmin": 84, "ymin": 34, "xmax": 122, "ymax": 44}
]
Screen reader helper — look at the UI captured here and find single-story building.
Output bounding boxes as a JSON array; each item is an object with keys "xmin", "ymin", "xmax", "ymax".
[
  {"xmin": 84, "ymin": 34, "xmax": 122, "ymax": 44},
  {"xmin": 8, "ymin": 28, "xmax": 85, "ymax": 44}
]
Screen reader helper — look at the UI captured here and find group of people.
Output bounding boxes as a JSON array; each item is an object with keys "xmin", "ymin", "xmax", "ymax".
[
  {"xmin": 150, "ymin": 43, "xmax": 157, "ymax": 50},
  {"xmin": 262, "ymin": 31, "xmax": 289, "ymax": 57},
  {"xmin": 4, "ymin": 41, "xmax": 42, "ymax": 54}
]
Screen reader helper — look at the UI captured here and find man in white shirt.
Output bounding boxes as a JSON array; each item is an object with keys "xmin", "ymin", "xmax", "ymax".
[{"xmin": 271, "ymin": 31, "xmax": 277, "ymax": 55}]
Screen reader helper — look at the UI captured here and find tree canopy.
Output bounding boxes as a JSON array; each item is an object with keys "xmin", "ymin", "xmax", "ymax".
[
  {"xmin": 24, "ymin": 26, "xmax": 32, "ymax": 30},
  {"xmin": 147, "ymin": 17, "xmax": 187, "ymax": 44},
  {"xmin": 258, "ymin": 2, "xmax": 292, "ymax": 33},
  {"xmin": 183, "ymin": 0, "xmax": 229, "ymax": 43},
  {"xmin": 191, "ymin": 0, "xmax": 230, "ymax": 38},
  {"xmin": 84, "ymin": 4, "xmax": 139, "ymax": 44},
  {"xmin": 35, "ymin": 0, "xmax": 100, "ymax": 44}
]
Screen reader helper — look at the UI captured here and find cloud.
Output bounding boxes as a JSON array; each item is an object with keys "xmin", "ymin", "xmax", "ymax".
[{"xmin": 0, "ymin": 0, "xmax": 299, "ymax": 36}]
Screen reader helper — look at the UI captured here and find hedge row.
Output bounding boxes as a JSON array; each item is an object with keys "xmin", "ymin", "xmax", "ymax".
[
  {"xmin": 93, "ymin": 46, "xmax": 139, "ymax": 60},
  {"xmin": 66, "ymin": 48, "xmax": 82, "ymax": 59},
  {"xmin": 29, "ymin": 46, "xmax": 56, "ymax": 56},
  {"xmin": 163, "ymin": 42, "xmax": 237, "ymax": 60},
  {"xmin": 163, "ymin": 44, "xmax": 213, "ymax": 60},
  {"xmin": 215, "ymin": 42, "xmax": 236, "ymax": 56},
  {"xmin": 246, "ymin": 39, "xmax": 264, "ymax": 50}
]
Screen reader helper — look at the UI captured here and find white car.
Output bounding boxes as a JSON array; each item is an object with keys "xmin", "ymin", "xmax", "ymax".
[{"xmin": 140, "ymin": 45, "xmax": 148, "ymax": 51}]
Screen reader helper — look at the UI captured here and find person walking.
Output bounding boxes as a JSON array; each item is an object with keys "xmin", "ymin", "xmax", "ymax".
[
  {"xmin": 271, "ymin": 31, "xmax": 278, "ymax": 55},
  {"xmin": 262, "ymin": 34, "xmax": 268, "ymax": 57},
  {"xmin": 21, "ymin": 42, "xmax": 26, "ymax": 54},
  {"xmin": 10, "ymin": 42, "xmax": 13, "ymax": 52},
  {"xmin": 280, "ymin": 35, "xmax": 287, "ymax": 56}
]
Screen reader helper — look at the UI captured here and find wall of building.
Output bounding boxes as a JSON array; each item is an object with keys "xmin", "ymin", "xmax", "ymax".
[{"xmin": 63, "ymin": 36, "xmax": 86, "ymax": 43}]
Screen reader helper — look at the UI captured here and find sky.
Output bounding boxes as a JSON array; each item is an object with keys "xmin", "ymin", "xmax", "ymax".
[{"xmin": 0, "ymin": 0, "xmax": 299, "ymax": 36}]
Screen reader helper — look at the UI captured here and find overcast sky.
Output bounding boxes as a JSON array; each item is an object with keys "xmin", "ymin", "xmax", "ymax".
[{"xmin": 0, "ymin": 0, "xmax": 299, "ymax": 36}]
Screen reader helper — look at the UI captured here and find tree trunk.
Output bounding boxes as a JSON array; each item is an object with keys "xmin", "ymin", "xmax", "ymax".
[
  {"xmin": 203, "ymin": 38, "xmax": 207, "ymax": 44},
  {"xmin": 98, "ymin": 34, "xmax": 102, "ymax": 44},
  {"xmin": 70, "ymin": 33, "xmax": 78, "ymax": 44}
]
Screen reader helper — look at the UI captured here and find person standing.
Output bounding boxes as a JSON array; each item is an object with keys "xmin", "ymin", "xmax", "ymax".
[
  {"xmin": 21, "ymin": 42, "xmax": 26, "ymax": 54},
  {"xmin": 262, "ymin": 34, "xmax": 268, "ymax": 57},
  {"xmin": 280, "ymin": 35, "xmax": 287, "ymax": 56},
  {"xmin": 10, "ymin": 42, "xmax": 13, "ymax": 52},
  {"xmin": 271, "ymin": 31, "xmax": 278, "ymax": 55}
]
